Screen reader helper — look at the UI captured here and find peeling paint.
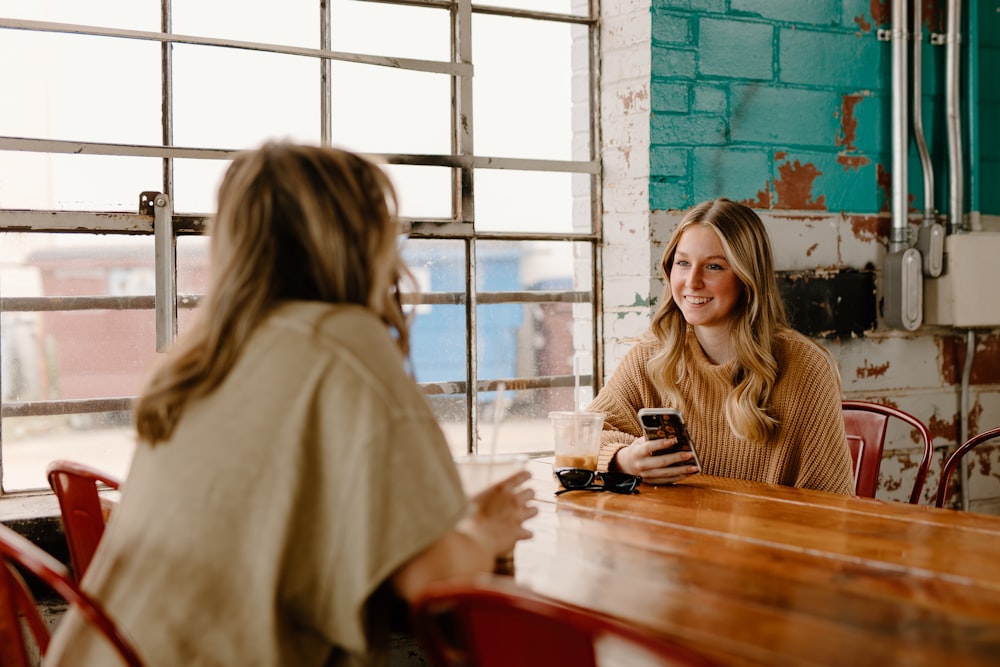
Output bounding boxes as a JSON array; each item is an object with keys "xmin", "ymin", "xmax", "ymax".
[
  {"xmin": 937, "ymin": 333, "xmax": 1000, "ymax": 387},
  {"xmin": 773, "ymin": 159, "xmax": 826, "ymax": 210},
  {"xmin": 928, "ymin": 412, "xmax": 959, "ymax": 447},
  {"xmin": 876, "ymin": 163, "xmax": 891, "ymax": 212},
  {"xmin": 806, "ymin": 243, "xmax": 818, "ymax": 256},
  {"xmin": 854, "ymin": 15, "xmax": 873, "ymax": 33},
  {"xmin": 855, "ymin": 359, "xmax": 890, "ymax": 378},
  {"xmin": 923, "ymin": 0, "xmax": 945, "ymax": 33},
  {"xmin": 847, "ymin": 215, "xmax": 883, "ymax": 244},
  {"xmin": 836, "ymin": 94, "xmax": 863, "ymax": 150},
  {"xmin": 740, "ymin": 182, "xmax": 772, "ymax": 209},
  {"xmin": 631, "ymin": 292, "xmax": 652, "ymax": 308},
  {"xmin": 870, "ymin": 0, "xmax": 889, "ymax": 26},
  {"xmin": 617, "ymin": 87, "xmax": 648, "ymax": 113},
  {"xmin": 837, "ymin": 154, "xmax": 872, "ymax": 171}
]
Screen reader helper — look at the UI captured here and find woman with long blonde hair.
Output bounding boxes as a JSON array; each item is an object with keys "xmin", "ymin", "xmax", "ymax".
[
  {"xmin": 588, "ymin": 198, "xmax": 854, "ymax": 493},
  {"xmin": 47, "ymin": 142, "xmax": 537, "ymax": 666}
]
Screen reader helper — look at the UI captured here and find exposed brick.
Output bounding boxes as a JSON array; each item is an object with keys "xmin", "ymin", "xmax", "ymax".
[
  {"xmin": 651, "ymin": 81, "xmax": 690, "ymax": 113},
  {"xmin": 779, "ymin": 27, "xmax": 884, "ymax": 89},
  {"xmin": 698, "ymin": 17, "xmax": 774, "ymax": 80},
  {"xmin": 730, "ymin": 85, "xmax": 840, "ymax": 147},
  {"xmin": 692, "ymin": 148, "xmax": 771, "ymax": 203},
  {"xmin": 650, "ymin": 113, "xmax": 727, "ymax": 145},
  {"xmin": 651, "ymin": 12, "xmax": 692, "ymax": 45},
  {"xmin": 651, "ymin": 46, "xmax": 697, "ymax": 79},
  {"xmin": 650, "ymin": 179, "xmax": 691, "ymax": 210},
  {"xmin": 650, "ymin": 146, "xmax": 689, "ymax": 175},
  {"xmin": 731, "ymin": 0, "xmax": 840, "ymax": 25},
  {"xmin": 692, "ymin": 85, "xmax": 727, "ymax": 112}
]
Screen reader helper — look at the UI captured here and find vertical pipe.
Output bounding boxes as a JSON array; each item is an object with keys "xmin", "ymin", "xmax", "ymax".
[
  {"xmin": 320, "ymin": 0, "xmax": 332, "ymax": 145},
  {"xmin": 890, "ymin": 0, "xmax": 909, "ymax": 255},
  {"xmin": 884, "ymin": 0, "xmax": 923, "ymax": 331},
  {"xmin": 913, "ymin": 0, "xmax": 944, "ymax": 277},
  {"xmin": 946, "ymin": 0, "xmax": 965, "ymax": 233},
  {"xmin": 967, "ymin": 0, "xmax": 981, "ymax": 230},
  {"xmin": 960, "ymin": 330, "xmax": 974, "ymax": 511}
]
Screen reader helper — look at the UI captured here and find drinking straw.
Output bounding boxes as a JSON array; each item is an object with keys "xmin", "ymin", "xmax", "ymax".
[
  {"xmin": 487, "ymin": 382, "xmax": 507, "ymax": 484},
  {"xmin": 573, "ymin": 354, "xmax": 582, "ymax": 413}
]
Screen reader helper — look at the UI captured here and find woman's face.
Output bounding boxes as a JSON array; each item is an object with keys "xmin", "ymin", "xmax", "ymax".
[{"xmin": 669, "ymin": 224, "xmax": 743, "ymax": 330}]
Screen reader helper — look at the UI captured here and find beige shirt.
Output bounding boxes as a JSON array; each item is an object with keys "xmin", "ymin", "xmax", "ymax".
[
  {"xmin": 589, "ymin": 327, "xmax": 855, "ymax": 495},
  {"xmin": 45, "ymin": 302, "xmax": 467, "ymax": 667}
]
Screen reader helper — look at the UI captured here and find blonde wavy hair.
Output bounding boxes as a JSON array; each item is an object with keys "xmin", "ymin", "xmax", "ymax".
[
  {"xmin": 135, "ymin": 142, "xmax": 412, "ymax": 445},
  {"xmin": 646, "ymin": 198, "xmax": 789, "ymax": 442}
]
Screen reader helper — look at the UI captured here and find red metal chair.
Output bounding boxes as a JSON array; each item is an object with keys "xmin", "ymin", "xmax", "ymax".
[
  {"xmin": 46, "ymin": 459, "xmax": 122, "ymax": 582},
  {"xmin": 0, "ymin": 522, "xmax": 144, "ymax": 667},
  {"xmin": 412, "ymin": 575, "xmax": 720, "ymax": 667},
  {"xmin": 842, "ymin": 400, "xmax": 934, "ymax": 503},
  {"xmin": 935, "ymin": 426, "xmax": 1000, "ymax": 508}
]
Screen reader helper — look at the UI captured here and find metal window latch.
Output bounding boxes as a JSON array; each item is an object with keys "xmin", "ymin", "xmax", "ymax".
[{"xmin": 140, "ymin": 191, "xmax": 177, "ymax": 352}]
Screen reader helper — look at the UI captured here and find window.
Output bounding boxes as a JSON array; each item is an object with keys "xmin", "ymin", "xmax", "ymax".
[{"xmin": 0, "ymin": 0, "xmax": 600, "ymax": 493}]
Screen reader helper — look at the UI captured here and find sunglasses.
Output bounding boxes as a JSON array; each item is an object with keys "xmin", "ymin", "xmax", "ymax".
[{"xmin": 554, "ymin": 468, "xmax": 641, "ymax": 496}]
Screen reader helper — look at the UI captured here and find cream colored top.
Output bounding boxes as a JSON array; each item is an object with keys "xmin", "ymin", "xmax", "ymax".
[
  {"xmin": 589, "ymin": 327, "xmax": 855, "ymax": 495},
  {"xmin": 45, "ymin": 302, "xmax": 467, "ymax": 667}
]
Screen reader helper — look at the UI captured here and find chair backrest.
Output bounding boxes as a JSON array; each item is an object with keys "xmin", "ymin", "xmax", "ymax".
[
  {"xmin": 935, "ymin": 426, "xmax": 1000, "ymax": 508},
  {"xmin": 412, "ymin": 575, "xmax": 719, "ymax": 667},
  {"xmin": 46, "ymin": 459, "xmax": 122, "ymax": 582},
  {"xmin": 841, "ymin": 400, "xmax": 934, "ymax": 503},
  {"xmin": 0, "ymin": 523, "xmax": 144, "ymax": 667}
]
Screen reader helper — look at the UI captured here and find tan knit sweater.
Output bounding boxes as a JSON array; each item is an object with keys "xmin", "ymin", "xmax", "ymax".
[{"xmin": 589, "ymin": 327, "xmax": 855, "ymax": 495}]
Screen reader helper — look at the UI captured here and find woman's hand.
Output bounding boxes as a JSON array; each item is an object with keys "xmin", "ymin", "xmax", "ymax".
[
  {"xmin": 612, "ymin": 436, "xmax": 700, "ymax": 485},
  {"xmin": 467, "ymin": 470, "xmax": 538, "ymax": 556}
]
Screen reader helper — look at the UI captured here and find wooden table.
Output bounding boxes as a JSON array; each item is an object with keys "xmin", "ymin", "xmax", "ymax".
[{"xmin": 512, "ymin": 458, "xmax": 1000, "ymax": 666}]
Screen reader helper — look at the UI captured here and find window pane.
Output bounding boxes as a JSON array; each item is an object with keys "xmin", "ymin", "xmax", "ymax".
[
  {"xmin": 0, "ymin": 0, "xmax": 159, "ymax": 32},
  {"xmin": 473, "ymin": 15, "xmax": 578, "ymax": 160},
  {"xmin": 173, "ymin": 46, "xmax": 320, "ymax": 150},
  {"xmin": 0, "ymin": 32, "xmax": 161, "ymax": 145},
  {"xmin": 330, "ymin": 63, "xmax": 451, "ymax": 155},
  {"xmin": 383, "ymin": 164, "xmax": 453, "ymax": 220},
  {"xmin": 172, "ymin": 158, "xmax": 230, "ymax": 214},
  {"xmin": 476, "ymin": 169, "xmax": 589, "ymax": 233},
  {"xmin": 331, "ymin": 1, "xmax": 449, "ymax": 61},
  {"xmin": 474, "ymin": 240, "xmax": 594, "ymax": 455},
  {"xmin": 172, "ymin": 0, "xmax": 318, "ymax": 48},
  {"xmin": 472, "ymin": 0, "xmax": 589, "ymax": 15},
  {"xmin": 0, "ymin": 153, "xmax": 162, "ymax": 211}
]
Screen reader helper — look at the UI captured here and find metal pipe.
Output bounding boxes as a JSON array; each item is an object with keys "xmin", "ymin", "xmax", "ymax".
[
  {"xmin": 913, "ymin": 0, "xmax": 944, "ymax": 277},
  {"xmin": 883, "ymin": 0, "xmax": 922, "ymax": 331},
  {"xmin": 890, "ymin": 0, "xmax": 909, "ymax": 254},
  {"xmin": 960, "ymin": 330, "xmax": 974, "ymax": 511},
  {"xmin": 945, "ymin": 0, "xmax": 965, "ymax": 233}
]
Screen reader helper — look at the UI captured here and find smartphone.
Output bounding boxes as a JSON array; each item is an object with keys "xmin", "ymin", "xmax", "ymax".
[{"xmin": 637, "ymin": 408, "xmax": 701, "ymax": 471}]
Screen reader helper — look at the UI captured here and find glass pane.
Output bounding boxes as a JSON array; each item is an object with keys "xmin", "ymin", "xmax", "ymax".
[
  {"xmin": 473, "ymin": 15, "xmax": 579, "ymax": 160},
  {"xmin": 472, "ymin": 0, "xmax": 589, "ymax": 15},
  {"xmin": 0, "ymin": 0, "xmax": 159, "ymax": 32},
  {"xmin": 2, "ymin": 412, "xmax": 136, "ymax": 492},
  {"xmin": 173, "ymin": 158, "xmax": 232, "ymax": 214},
  {"xmin": 172, "ymin": 0, "xmax": 318, "ymax": 48},
  {"xmin": 476, "ymin": 169, "xmax": 589, "ymax": 233},
  {"xmin": 0, "ymin": 153, "xmax": 162, "ymax": 211},
  {"xmin": 474, "ymin": 240, "xmax": 594, "ymax": 456},
  {"xmin": 0, "ymin": 31, "xmax": 161, "ymax": 145},
  {"xmin": 331, "ymin": 0, "xmax": 449, "ymax": 61},
  {"xmin": 383, "ymin": 164, "xmax": 453, "ymax": 220},
  {"xmin": 330, "ymin": 63, "xmax": 451, "ymax": 155},
  {"xmin": 173, "ymin": 45, "xmax": 320, "ymax": 150},
  {"xmin": 403, "ymin": 238, "xmax": 469, "ymax": 456}
]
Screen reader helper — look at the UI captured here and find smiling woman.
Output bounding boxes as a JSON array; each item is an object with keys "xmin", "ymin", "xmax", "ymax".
[{"xmin": 586, "ymin": 198, "xmax": 856, "ymax": 495}]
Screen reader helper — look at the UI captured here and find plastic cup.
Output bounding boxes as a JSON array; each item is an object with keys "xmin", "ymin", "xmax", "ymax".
[
  {"xmin": 452, "ymin": 453, "xmax": 529, "ymax": 576},
  {"xmin": 549, "ymin": 411, "xmax": 604, "ymax": 471}
]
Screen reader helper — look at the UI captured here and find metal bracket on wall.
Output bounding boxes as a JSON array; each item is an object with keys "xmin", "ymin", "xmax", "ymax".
[
  {"xmin": 140, "ymin": 191, "xmax": 177, "ymax": 352},
  {"xmin": 930, "ymin": 33, "xmax": 947, "ymax": 46}
]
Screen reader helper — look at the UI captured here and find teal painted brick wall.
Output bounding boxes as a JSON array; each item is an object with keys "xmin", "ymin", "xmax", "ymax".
[
  {"xmin": 645, "ymin": 1, "xmax": 985, "ymax": 215},
  {"xmin": 978, "ymin": 0, "xmax": 1000, "ymax": 215}
]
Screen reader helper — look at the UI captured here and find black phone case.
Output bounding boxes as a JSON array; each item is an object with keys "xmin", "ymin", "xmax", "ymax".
[{"xmin": 638, "ymin": 408, "xmax": 701, "ymax": 468}]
